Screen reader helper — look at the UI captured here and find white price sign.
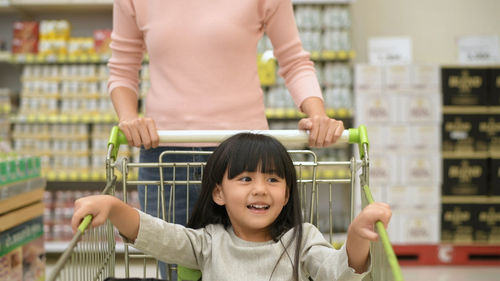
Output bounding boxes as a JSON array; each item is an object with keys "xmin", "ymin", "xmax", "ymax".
[
  {"xmin": 368, "ymin": 37, "xmax": 413, "ymax": 65},
  {"xmin": 458, "ymin": 35, "xmax": 500, "ymax": 65}
]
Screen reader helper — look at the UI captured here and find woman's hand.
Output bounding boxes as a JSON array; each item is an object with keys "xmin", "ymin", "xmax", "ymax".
[
  {"xmin": 110, "ymin": 87, "xmax": 159, "ymax": 149},
  {"xmin": 298, "ymin": 116, "xmax": 344, "ymax": 147},
  {"xmin": 71, "ymin": 195, "xmax": 117, "ymax": 233},
  {"xmin": 298, "ymin": 97, "xmax": 344, "ymax": 147},
  {"xmin": 119, "ymin": 117, "xmax": 159, "ymax": 149}
]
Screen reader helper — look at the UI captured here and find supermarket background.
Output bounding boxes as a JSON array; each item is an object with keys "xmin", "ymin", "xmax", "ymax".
[{"xmin": 1, "ymin": 0, "xmax": 500, "ymax": 280}]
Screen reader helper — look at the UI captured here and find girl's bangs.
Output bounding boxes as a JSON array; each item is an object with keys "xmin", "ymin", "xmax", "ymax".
[{"xmin": 225, "ymin": 136, "xmax": 288, "ymax": 179}]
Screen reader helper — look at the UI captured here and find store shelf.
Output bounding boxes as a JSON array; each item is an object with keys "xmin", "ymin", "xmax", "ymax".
[
  {"xmin": 5, "ymin": 0, "xmax": 112, "ymax": 12},
  {"xmin": 0, "ymin": 51, "xmax": 11, "ymax": 63},
  {"xmin": 10, "ymin": 109, "xmax": 351, "ymax": 124},
  {"xmin": 10, "ymin": 53, "xmax": 110, "ymax": 64},
  {"xmin": 11, "ymin": 113, "xmax": 118, "ymax": 123},
  {"xmin": 443, "ymin": 106, "xmax": 500, "ymax": 114},
  {"xmin": 41, "ymin": 169, "xmax": 352, "ymax": 183},
  {"xmin": 8, "ymin": 51, "xmax": 355, "ymax": 65},
  {"xmin": 394, "ymin": 244, "xmax": 500, "ymax": 266},
  {"xmin": 310, "ymin": 50, "xmax": 356, "ymax": 61},
  {"xmin": 44, "ymin": 171, "xmax": 137, "ymax": 182},
  {"xmin": 442, "ymin": 196, "xmax": 500, "ymax": 204},
  {"xmin": 0, "ymin": 177, "xmax": 45, "ymax": 203},
  {"xmin": 45, "ymin": 170, "xmax": 105, "ymax": 182},
  {"xmin": 4, "ymin": 0, "xmax": 352, "ymax": 12},
  {"xmin": 9, "ymin": 109, "xmax": 354, "ymax": 124},
  {"xmin": 441, "ymin": 151, "xmax": 490, "ymax": 159},
  {"xmin": 266, "ymin": 108, "xmax": 352, "ymax": 119}
]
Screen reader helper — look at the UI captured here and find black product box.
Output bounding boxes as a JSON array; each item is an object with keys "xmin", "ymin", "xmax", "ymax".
[
  {"xmin": 475, "ymin": 204, "xmax": 500, "ymax": 243},
  {"xmin": 442, "ymin": 114, "xmax": 486, "ymax": 153},
  {"xmin": 442, "ymin": 67, "xmax": 489, "ymax": 106},
  {"xmin": 490, "ymin": 158, "xmax": 500, "ymax": 196},
  {"xmin": 478, "ymin": 114, "xmax": 500, "ymax": 153},
  {"xmin": 441, "ymin": 203, "xmax": 475, "ymax": 243},
  {"xmin": 490, "ymin": 68, "xmax": 500, "ymax": 106},
  {"xmin": 443, "ymin": 158, "xmax": 488, "ymax": 196}
]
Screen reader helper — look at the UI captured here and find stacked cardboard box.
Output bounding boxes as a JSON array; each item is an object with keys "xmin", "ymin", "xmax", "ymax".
[
  {"xmin": 0, "ymin": 157, "xmax": 45, "ymax": 281},
  {"xmin": 441, "ymin": 67, "xmax": 500, "ymax": 244},
  {"xmin": 355, "ymin": 64, "xmax": 442, "ymax": 244},
  {"xmin": 0, "ymin": 218, "xmax": 44, "ymax": 281}
]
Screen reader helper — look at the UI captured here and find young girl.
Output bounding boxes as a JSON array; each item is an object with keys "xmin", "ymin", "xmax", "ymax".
[{"xmin": 72, "ymin": 133, "xmax": 391, "ymax": 281}]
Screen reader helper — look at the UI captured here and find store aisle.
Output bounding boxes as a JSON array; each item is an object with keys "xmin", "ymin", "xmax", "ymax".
[{"xmin": 401, "ymin": 266, "xmax": 500, "ymax": 281}]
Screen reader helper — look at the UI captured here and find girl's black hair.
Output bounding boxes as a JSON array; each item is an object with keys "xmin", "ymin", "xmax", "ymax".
[{"xmin": 187, "ymin": 133, "xmax": 303, "ymax": 281}]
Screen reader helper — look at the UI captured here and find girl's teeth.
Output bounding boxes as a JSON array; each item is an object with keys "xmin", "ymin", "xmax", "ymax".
[{"xmin": 249, "ymin": 204, "xmax": 269, "ymax": 209}]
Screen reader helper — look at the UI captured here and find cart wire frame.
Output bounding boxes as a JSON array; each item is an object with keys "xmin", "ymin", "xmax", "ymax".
[{"xmin": 47, "ymin": 126, "xmax": 404, "ymax": 281}]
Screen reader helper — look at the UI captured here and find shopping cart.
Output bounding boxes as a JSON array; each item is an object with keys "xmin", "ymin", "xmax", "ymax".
[{"xmin": 47, "ymin": 126, "xmax": 404, "ymax": 281}]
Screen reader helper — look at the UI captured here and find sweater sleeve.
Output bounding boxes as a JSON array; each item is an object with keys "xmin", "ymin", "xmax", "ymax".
[
  {"xmin": 301, "ymin": 224, "xmax": 372, "ymax": 281},
  {"xmin": 107, "ymin": 0, "xmax": 145, "ymax": 97},
  {"xmin": 128, "ymin": 210, "xmax": 210, "ymax": 269},
  {"xmin": 264, "ymin": 0, "xmax": 323, "ymax": 110}
]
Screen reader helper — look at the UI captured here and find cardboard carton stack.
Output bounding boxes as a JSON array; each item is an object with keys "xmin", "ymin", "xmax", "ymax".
[
  {"xmin": 441, "ymin": 67, "xmax": 500, "ymax": 244},
  {"xmin": 355, "ymin": 64, "xmax": 442, "ymax": 244}
]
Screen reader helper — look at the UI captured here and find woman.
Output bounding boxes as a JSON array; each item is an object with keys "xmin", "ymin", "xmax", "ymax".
[{"xmin": 107, "ymin": 0, "xmax": 344, "ymax": 278}]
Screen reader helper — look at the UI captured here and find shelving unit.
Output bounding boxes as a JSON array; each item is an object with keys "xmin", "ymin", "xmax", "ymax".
[{"xmin": 0, "ymin": 0, "xmax": 359, "ymax": 251}]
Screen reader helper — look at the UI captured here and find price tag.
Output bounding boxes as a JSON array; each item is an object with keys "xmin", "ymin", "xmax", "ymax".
[
  {"xmin": 369, "ymin": 37, "xmax": 412, "ymax": 65},
  {"xmin": 26, "ymin": 54, "xmax": 35, "ymax": 63},
  {"xmin": 337, "ymin": 51, "xmax": 347, "ymax": 60},
  {"xmin": 321, "ymin": 50, "xmax": 336, "ymax": 60},
  {"xmin": 286, "ymin": 109, "xmax": 297, "ymax": 118},
  {"xmin": 310, "ymin": 51, "xmax": 320, "ymax": 60},
  {"xmin": 15, "ymin": 54, "xmax": 26, "ymax": 63},
  {"xmin": 35, "ymin": 54, "xmax": 45, "ymax": 63},
  {"xmin": 90, "ymin": 54, "xmax": 100, "ymax": 63},
  {"xmin": 46, "ymin": 55, "xmax": 57, "ymax": 63},
  {"xmin": 458, "ymin": 35, "xmax": 500, "ymax": 65}
]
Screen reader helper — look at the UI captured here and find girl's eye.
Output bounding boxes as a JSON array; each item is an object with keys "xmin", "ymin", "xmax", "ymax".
[
  {"xmin": 267, "ymin": 177, "xmax": 281, "ymax": 183},
  {"xmin": 239, "ymin": 176, "xmax": 252, "ymax": 182}
]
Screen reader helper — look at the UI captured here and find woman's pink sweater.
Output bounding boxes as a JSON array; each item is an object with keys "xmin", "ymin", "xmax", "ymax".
[{"xmin": 108, "ymin": 0, "xmax": 322, "ymax": 131}]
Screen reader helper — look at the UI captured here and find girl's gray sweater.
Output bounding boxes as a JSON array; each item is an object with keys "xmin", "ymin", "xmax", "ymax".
[{"xmin": 126, "ymin": 210, "xmax": 371, "ymax": 281}]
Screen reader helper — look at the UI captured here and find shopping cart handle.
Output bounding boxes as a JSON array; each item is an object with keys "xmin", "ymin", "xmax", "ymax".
[
  {"xmin": 156, "ymin": 126, "xmax": 367, "ymax": 145},
  {"xmin": 108, "ymin": 126, "xmax": 369, "ymax": 158},
  {"xmin": 79, "ymin": 215, "xmax": 93, "ymax": 233},
  {"xmin": 157, "ymin": 129, "xmax": 341, "ymax": 144}
]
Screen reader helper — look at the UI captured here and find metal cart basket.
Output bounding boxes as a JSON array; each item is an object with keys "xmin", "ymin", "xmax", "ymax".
[{"xmin": 48, "ymin": 126, "xmax": 403, "ymax": 281}]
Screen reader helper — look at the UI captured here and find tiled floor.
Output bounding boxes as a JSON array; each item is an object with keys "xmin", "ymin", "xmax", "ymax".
[
  {"xmin": 46, "ymin": 256, "xmax": 500, "ymax": 281},
  {"xmin": 401, "ymin": 266, "xmax": 500, "ymax": 281}
]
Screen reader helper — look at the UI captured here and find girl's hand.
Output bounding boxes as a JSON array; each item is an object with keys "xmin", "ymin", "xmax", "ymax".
[
  {"xmin": 349, "ymin": 202, "xmax": 392, "ymax": 241},
  {"xmin": 345, "ymin": 202, "xmax": 392, "ymax": 273},
  {"xmin": 71, "ymin": 195, "xmax": 117, "ymax": 233},
  {"xmin": 298, "ymin": 116, "xmax": 344, "ymax": 147},
  {"xmin": 119, "ymin": 117, "xmax": 159, "ymax": 149}
]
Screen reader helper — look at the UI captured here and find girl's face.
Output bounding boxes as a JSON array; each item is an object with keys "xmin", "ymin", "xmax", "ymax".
[{"xmin": 212, "ymin": 168, "xmax": 289, "ymax": 242}]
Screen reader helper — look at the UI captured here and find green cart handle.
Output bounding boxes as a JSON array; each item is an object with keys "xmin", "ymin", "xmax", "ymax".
[
  {"xmin": 108, "ymin": 126, "xmax": 129, "ymax": 160},
  {"xmin": 108, "ymin": 125, "xmax": 369, "ymax": 160},
  {"xmin": 78, "ymin": 215, "xmax": 93, "ymax": 233},
  {"xmin": 363, "ymin": 185, "xmax": 404, "ymax": 281},
  {"xmin": 348, "ymin": 125, "xmax": 369, "ymax": 159}
]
